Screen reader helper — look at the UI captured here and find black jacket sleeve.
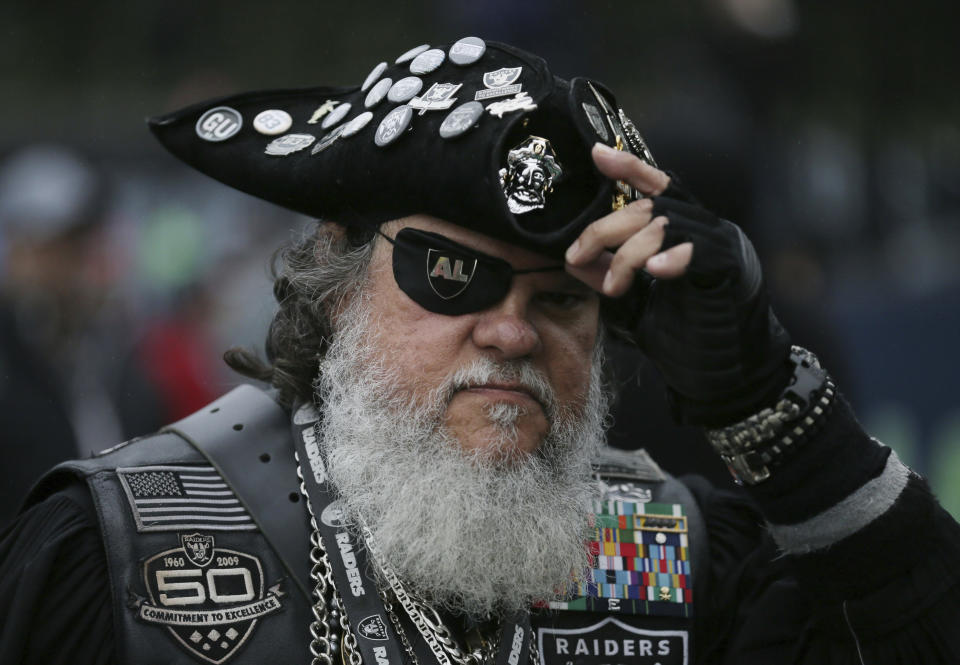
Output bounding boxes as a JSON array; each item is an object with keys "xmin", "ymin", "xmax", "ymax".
[
  {"xmin": 0, "ymin": 481, "xmax": 115, "ymax": 665},
  {"xmin": 686, "ymin": 397, "xmax": 960, "ymax": 664}
]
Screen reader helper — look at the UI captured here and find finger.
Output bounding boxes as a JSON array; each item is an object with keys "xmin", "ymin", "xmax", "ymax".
[
  {"xmin": 602, "ymin": 217, "xmax": 668, "ymax": 297},
  {"xmin": 565, "ymin": 250, "xmax": 613, "ymax": 293},
  {"xmin": 591, "ymin": 143, "xmax": 670, "ymax": 196},
  {"xmin": 565, "ymin": 197, "xmax": 654, "ymax": 266},
  {"xmin": 645, "ymin": 242, "xmax": 693, "ymax": 280}
]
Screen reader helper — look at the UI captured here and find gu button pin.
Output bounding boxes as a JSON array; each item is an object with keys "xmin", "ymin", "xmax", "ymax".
[
  {"xmin": 253, "ymin": 109, "xmax": 292, "ymax": 136},
  {"xmin": 448, "ymin": 36, "xmax": 486, "ymax": 65},
  {"xmin": 195, "ymin": 106, "xmax": 242, "ymax": 142}
]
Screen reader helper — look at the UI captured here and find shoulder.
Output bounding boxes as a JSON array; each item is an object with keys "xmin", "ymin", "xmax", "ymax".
[
  {"xmin": 0, "ymin": 479, "xmax": 114, "ymax": 664},
  {"xmin": 25, "ymin": 384, "xmax": 288, "ymax": 507}
]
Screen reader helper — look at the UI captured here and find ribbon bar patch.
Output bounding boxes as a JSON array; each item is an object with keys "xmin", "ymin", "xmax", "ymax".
[{"xmin": 551, "ymin": 501, "xmax": 693, "ymax": 617}]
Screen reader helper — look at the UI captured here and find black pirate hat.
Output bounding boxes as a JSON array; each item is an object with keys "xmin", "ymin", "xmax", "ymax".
[{"xmin": 148, "ymin": 38, "xmax": 656, "ymax": 260}]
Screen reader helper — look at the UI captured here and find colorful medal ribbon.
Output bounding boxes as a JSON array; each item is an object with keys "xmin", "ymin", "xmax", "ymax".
[{"xmin": 550, "ymin": 499, "xmax": 693, "ymax": 618}]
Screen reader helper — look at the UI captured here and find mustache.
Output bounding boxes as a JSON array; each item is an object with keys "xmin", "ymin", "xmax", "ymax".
[{"xmin": 438, "ymin": 358, "xmax": 558, "ymax": 418}]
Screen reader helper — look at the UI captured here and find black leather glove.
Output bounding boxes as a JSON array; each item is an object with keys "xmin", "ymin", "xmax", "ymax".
[{"xmin": 611, "ymin": 179, "xmax": 793, "ymax": 427}]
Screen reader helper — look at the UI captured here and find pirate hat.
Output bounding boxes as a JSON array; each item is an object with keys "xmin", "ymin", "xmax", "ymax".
[{"xmin": 148, "ymin": 38, "xmax": 656, "ymax": 260}]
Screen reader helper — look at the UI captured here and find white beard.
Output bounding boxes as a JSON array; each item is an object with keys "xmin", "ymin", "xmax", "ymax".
[{"xmin": 315, "ymin": 296, "xmax": 609, "ymax": 616}]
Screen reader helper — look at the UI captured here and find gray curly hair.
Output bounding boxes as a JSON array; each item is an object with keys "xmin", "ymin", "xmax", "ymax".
[{"xmin": 224, "ymin": 221, "xmax": 377, "ymax": 406}]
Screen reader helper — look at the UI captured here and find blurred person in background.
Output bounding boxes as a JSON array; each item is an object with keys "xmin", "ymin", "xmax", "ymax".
[
  {"xmin": 0, "ymin": 37, "xmax": 958, "ymax": 665},
  {"xmin": 0, "ymin": 145, "xmax": 176, "ymax": 526}
]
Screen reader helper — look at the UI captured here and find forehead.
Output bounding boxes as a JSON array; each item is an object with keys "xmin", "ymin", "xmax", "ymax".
[{"xmin": 381, "ymin": 214, "xmax": 564, "ymax": 273}]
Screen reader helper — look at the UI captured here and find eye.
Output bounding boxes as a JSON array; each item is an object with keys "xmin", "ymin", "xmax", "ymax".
[{"xmin": 537, "ymin": 291, "xmax": 589, "ymax": 310}]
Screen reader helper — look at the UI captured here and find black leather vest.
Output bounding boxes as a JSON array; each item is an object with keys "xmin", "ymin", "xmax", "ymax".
[
  {"xmin": 31, "ymin": 385, "xmax": 707, "ymax": 665},
  {"xmin": 31, "ymin": 385, "xmax": 314, "ymax": 665}
]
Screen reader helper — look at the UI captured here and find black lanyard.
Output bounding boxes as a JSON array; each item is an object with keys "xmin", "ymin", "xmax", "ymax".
[
  {"xmin": 291, "ymin": 401, "xmax": 531, "ymax": 665},
  {"xmin": 292, "ymin": 403, "xmax": 407, "ymax": 665}
]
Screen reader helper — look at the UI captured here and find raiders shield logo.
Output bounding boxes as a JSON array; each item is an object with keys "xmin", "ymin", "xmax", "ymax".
[
  {"xmin": 132, "ymin": 538, "xmax": 284, "ymax": 664},
  {"xmin": 538, "ymin": 617, "xmax": 688, "ymax": 665},
  {"xmin": 483, "ymin": 66, "xmax": 523, "ymax": 89},
  {"xmin": 181, "ymin": 533, "xmax": 216, "ymax": 566},
  {"xmin": 427, "ymin": 249, "xmax": 477, "ymax": 299},
  {"xmin": 357, "ymin": 614, "xmax": 389, "ymax": 641}
]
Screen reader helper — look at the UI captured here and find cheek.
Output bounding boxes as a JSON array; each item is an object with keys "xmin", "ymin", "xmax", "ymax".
[
  {"xmin": 367, "ymin": 295, "xmax": 472, "ymax": 396},
  {"xmin": 540, "ymin": 313, "xmax": 599, "ymax": 408}
]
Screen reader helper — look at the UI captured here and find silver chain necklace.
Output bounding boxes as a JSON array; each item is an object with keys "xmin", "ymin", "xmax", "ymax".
[{"xmin": 296, "ymin": 453, "xmax": 363, "ymax": 665}]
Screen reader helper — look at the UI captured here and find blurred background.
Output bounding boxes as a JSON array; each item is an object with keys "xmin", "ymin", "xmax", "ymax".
[{"xmin": 1, "ymin": 0, "xmax": 958, "ymax": 524}]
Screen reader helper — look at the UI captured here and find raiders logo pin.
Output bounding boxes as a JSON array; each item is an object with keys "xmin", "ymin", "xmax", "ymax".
[
  {"xmin": 475, "ymin": 67, "xmax": 522, "ymax": 101},
  {"xmin": 427, "ymin": 249, "xmax": 477, "ymax": 299},
  {"xmin": 357, "ymin": 614, "xmax": 389, "ymax": 641},
  {"xmin": 409, "ymin": 82, "xmax": 462, "ymax": 116},
  {"xmin": 131, "ymin": 535, "xmax": 284, "ymax": 664}
]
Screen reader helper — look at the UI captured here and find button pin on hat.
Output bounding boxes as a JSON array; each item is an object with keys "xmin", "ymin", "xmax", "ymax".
[
  {"xmin": 364, "ymin": 78, "xmax": 393, "ymax": 109},
  {"xmin": 361, "ymin": 62, "xmax": 388, "ymax": 92},
  {"xmin": 388, "ymin": 76, "xmax": 424, "ymax": 103},
  {"xmin": 409, "ymin": 48, "xmax": 445, "ymax": 75},
  {"xmin": 196, "ymin": 106, "xmax": 242, "ymax": 142},
  {"xmin": 374, "ymin": 105, "xmax": 414, "ymax": 147},
  {"xmin": 395, "ymin": 43, "xmax": 430, "ymax": 65},
  {"xmin": 448, "ymin": 36, "xmax": 486, "ymax": 65},
  {"xmin": 253, "ymin": 109, "xmax": 293, "ymax": 136},
  {"xmin": 439, "ymin": 101, "xmax": 483, "ymax": 139}
]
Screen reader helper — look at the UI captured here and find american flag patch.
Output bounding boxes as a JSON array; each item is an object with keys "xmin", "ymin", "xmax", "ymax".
[{"xmin": 117, "ymin": 465, "xmax": 256, "ymax": 532}]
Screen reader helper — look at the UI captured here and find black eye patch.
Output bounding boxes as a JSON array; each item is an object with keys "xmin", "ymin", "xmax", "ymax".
[{"xmin": 378, "ymin": 227, "xmax": 564, "ymax": 315}]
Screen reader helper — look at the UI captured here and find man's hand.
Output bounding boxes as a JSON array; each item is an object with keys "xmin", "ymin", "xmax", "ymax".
[
  {"xmin": 564, "ymin": 143, "xmax": 793, "ymax": 427},
  {"xmin": 564, "ymin": 143, "xmax": 689, "ymax": 291}
]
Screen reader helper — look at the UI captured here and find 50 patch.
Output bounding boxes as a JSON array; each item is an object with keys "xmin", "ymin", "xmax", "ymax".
[{"xmin": 130, "ymin": 534, "xmax": 284, "ymax": 664}]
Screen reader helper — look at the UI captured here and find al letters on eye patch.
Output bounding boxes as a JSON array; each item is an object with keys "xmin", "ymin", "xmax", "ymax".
[{"xmin": 378, "ymin": 228, "xmax": 564, "ymax": 315}]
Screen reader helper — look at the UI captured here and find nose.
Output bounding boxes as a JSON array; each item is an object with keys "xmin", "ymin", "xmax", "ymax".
[{"xmin": 471, "ymin": 292, "xmax": 541, "ymax": 360}]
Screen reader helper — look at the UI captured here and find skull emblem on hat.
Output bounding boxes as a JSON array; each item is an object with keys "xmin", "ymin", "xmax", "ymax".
[{"xmin": 498, "ymin": 136, "xmax": 563, "ymax": 215}]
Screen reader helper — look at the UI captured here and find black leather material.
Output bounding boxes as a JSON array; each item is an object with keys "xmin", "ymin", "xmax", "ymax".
[
  {"xmin": 28, "ymin": 387, "xmax": 313, "ymax": 665},
  {"xmin": 162, "ymin": 385, "xmax": 311, "ymax": 600}
]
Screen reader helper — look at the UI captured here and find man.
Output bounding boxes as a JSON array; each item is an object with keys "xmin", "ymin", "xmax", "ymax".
[{"xmin": 1, "ymin": 38, "xmax": 958, "ymax": 665}]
